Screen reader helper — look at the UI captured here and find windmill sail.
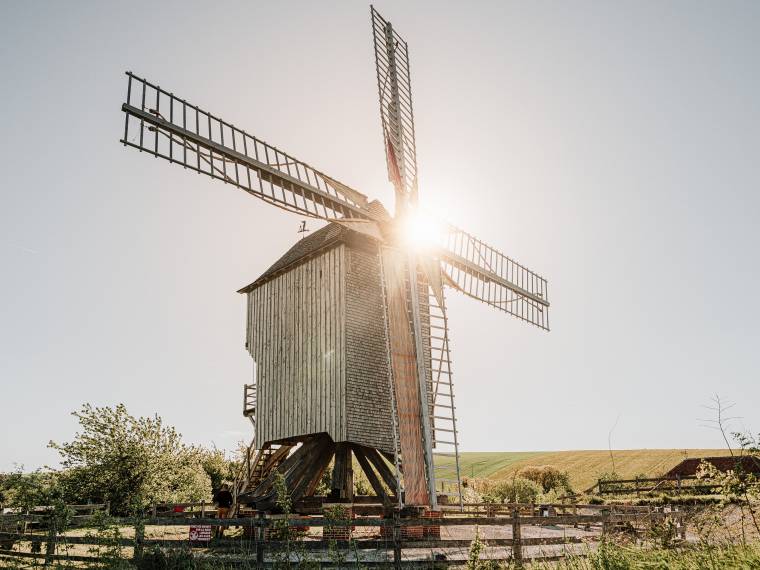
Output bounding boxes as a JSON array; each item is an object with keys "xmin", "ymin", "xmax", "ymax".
[
  {"xmin": 120, "ymin": 73, "xmax": 373, "ymax": 223},
  {"xmin": 371, "ymin": 6, "xmax": 418, "ymax": 209},
  {"xmin": 439, "ymin": 225, "xmax": 550, "ymax": 330}
]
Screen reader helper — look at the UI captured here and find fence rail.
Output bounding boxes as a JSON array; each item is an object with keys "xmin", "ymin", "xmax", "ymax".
[
  {"xmin": 593, "ymin": 475, "xmax": 722, "ymax": 495},
  {"xmin": 0, "ymin": 502, "xmax": 689, "ymax": 567}
]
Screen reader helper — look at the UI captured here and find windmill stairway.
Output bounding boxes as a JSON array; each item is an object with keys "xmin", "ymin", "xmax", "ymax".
[{"xmin": 234, "ymin": 383, "xmax": 292, "ymax": 503}]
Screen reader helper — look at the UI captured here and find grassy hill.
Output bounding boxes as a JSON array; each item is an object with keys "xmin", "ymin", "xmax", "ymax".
[{"xmin": 437, "ymin": 449, "xmax": 732, "ymax": 492}]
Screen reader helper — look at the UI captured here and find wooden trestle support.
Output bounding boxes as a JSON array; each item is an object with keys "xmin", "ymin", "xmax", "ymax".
[{"xmin": 239, "ymin": 434, "xmax": 399, "ymax": 513}]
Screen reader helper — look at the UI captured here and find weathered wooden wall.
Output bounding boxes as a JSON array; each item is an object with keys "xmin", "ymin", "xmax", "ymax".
[
  {"xmin": 245, "ymin": 237, "xmax": 395, "ymax": 454},
  {"xmin": 247, "ymin": 246, "xmax": 347, "ymax": 446},
  {"xmin": 344, "ymin": 245, "xmax": 394, "ymax": 453}
]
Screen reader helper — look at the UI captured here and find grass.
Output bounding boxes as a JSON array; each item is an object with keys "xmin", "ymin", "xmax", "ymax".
[
  {"xmin": 437, "ymin": 449, "xmax": 732, "ymax": 492},
  {"xmin": 435, "ymin": 451, "xmax": 545, "ymax": 480},
  {"xmin": 536, "ymin": 541, "xmax": 760, "ymax": 569}
]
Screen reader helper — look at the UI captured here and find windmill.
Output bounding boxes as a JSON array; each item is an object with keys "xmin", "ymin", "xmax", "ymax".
[{"xmin": 119, "ymin": 6, "xmax": 549, "ymax": 512}]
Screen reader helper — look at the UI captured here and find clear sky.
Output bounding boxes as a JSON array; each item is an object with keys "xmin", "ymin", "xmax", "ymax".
[{"xmin": 1, "ymin": 1, "xmax": 759, "ymax": 471}]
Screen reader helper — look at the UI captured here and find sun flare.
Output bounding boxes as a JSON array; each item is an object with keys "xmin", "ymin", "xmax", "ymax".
[{"xmin": 401, "ymin": 209, "xmax": 445, "ymax": 251}]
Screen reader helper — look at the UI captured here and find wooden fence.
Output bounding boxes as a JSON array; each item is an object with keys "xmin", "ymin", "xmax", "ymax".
[
  {"xmin": 0, "ymin": 503, "xmax": 688, "ymax": 568},
  {"xmin": 592, "ymin": 475, "xmax": 722, "ymax": 496}
]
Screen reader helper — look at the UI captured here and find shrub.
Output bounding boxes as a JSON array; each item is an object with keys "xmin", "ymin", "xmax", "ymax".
[
  {"xmin": 136, "ymin": 545, "xmax": 194, "ymax": 570},
  {"xmin": 519, "ymin": 466, "xmax": 573, "ymax": 495},
  {"xmin": 0, "ymin": 468, "xmax": 64, "ymax": 511},
  {"xmin": 481, "ymin": 477, "xmax": 542, "ymax": 504}
]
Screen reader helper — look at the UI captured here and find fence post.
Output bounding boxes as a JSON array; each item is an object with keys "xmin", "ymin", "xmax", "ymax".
[
  {"xmin": 256, "ymin": 512, "xmax": 265, "ymax": 567},
  {"xmin": 44, "ymin": 518, "xmax": 56, "ymax": 566},
  {"xmin": 133, "ymin": 517, "xmax": 145, "ymax": 562},
  {"xmin": 511, "ymin": 508, "xmax": 523, "ymax": 567},
  {"xmin": 573, "ymin": 505, "xmax": 578, "ymax": 528},
  {"xmin": 393, "ymin": 510, "xmax": 402, "ymax": 570},
  {"xmin": 676, "ymin": 507, "xmax": 687, "ymax": 541}
]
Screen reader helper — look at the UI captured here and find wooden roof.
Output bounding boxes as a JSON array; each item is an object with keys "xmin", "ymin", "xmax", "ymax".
[
  {"xmin": 238, "ymin": 222, "xmax": 376, "ymax": 293},
  {"xmin": 664, "ymin": 456, "xmax": 760, "ymax": 478}
]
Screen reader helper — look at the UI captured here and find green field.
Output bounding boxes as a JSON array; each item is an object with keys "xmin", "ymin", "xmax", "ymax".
[{"xmin": 436, "ymin": 449, "xmax": 732, "ymax": 492}]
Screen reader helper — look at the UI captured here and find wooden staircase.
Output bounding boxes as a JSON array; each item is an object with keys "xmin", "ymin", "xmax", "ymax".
[{"xmin": 233, "ymin": 383, "xmax": 294, "ymax": 503}]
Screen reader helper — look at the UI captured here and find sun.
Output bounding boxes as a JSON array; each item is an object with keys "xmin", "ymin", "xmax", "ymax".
[{"xmin": 400, "ymin": 209, "xmax": 445, "ymax": 252}]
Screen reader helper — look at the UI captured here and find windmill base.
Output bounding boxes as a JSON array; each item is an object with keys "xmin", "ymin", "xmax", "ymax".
[{"xmin": 240, "ymin": 433, "xmax": 400, "ymax": 513}]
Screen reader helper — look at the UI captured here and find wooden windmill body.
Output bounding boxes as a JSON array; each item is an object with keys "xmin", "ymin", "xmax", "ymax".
[{"xmin": 119, "ymin": 6, "xmax": 550, "ymax": 511}]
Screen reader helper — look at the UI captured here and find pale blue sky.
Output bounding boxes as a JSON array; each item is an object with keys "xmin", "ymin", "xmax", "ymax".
[{"xmin": 1, "ymin": 1, "xmax": 759, "ymax": 471}]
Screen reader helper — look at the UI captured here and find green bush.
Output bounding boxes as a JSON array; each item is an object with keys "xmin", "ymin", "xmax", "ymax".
[
  {"xmin": 137, "ymin": 545, "xmax": 195, "ymax": 570},
  {"xmin": 482, "ymin": 477, "xmax": 542, "ymax": 504},
  {"xmin": 519, "ymin": 466, "xmax": 573, "ymax": 495}
]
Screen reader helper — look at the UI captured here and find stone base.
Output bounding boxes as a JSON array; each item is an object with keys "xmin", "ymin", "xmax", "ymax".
[
  {"xmin": 421, "ymin": 509, "xmax": 442, "ymax": 540},
  {"xmin": 379, "ymin": 508, "xmax": 442, "ymax": 541}
]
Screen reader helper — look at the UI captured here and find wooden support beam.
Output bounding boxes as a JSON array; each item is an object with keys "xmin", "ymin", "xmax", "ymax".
[
  {"xmin": 352, "ymin": 445, "xmax": 390, "ymax": 506},
  {"xmin": 262, "ymin": 444, "xmax": 293, "ymax": 474},
  {"xmin": 249, "ymin": 438, "xmax": 320, "ymax": 499},
  {"xmin": 363, "ymin": 446, "xmax": 397, "ymax": 495},
  {"xmin": 250, "ymin": 436, "xmax": 334, "ymax": 511},
  {"xmin": 303, "ymin": 441, "xmax": 336, "ymax": 497},
  {"xmin": 331, "ymin": 443, "xmax": 353, "ymax": 500}
]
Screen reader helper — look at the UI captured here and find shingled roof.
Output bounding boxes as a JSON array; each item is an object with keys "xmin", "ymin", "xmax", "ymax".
[
  {"xmin": 664, "ymin": 456, "xmax": 760, "ymax": 478},
  {"xmin": 238, "ymin": 222, "xmax": 372, "ymax": 293}
]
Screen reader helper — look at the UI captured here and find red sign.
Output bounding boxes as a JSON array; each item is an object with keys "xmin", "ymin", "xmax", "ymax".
[{"xmin": 189, "ymin": 525, "xmax": 212, "ymax": 541}]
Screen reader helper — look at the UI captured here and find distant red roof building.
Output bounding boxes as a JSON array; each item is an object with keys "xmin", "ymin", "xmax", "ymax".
[{"xmin": 664, "ymin": 456, "xmax": 760, "ymax": 478}]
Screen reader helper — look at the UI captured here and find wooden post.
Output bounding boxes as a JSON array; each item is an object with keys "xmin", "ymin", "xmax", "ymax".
[
  {"xmin": 44, "ymin": 519, "xmax": 56, "ymax": 566},
  {"xmin": 256, "ymin": 512, "xmax": 265, "ymax": 566},
  {"xmin": 511, "ymin": 508, "xmax": 523, "ymax": 567},
  {"xmin": 151, "ymin": 504, "xmax": 157, "ymax": 519},
  {"xmin": 676, "ymin": 507, "xmax": 687, "ymax": 541},
  {"xmin": 393, "ymin": 510, "xmax": 402, "ymax": 570},
  {"xmin": 201, "ymin": 500, "xmax": 206, "ymax": 518}
]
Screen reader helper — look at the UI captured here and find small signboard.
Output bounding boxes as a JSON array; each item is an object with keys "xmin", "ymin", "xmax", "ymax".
[{"xmin": 189, "ymin": 525, "xmax": 212, "ymax": 542}]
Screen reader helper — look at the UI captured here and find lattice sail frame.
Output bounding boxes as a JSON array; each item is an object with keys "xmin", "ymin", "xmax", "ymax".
[
  {"xmin": 371, "ymin": 6, "xmax": 419, "ymax": 206},
  {"xmin": 120, "ymin": 73, "xmax": 371, "ymax": 222},
  {"xmin": 440, "ymin": 225, "xmax": 550, "ymax": 330}
]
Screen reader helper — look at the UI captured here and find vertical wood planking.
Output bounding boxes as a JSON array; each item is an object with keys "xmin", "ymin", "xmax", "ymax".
[{"xmin": 246, "ymin": 246, "xmax": 349, "ymax": 445}]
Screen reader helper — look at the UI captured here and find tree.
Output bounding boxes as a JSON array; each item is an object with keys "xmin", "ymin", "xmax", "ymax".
[
  {"xmin": 196, "ymin": 446, "xmax": 237, "ymax": 492},
  {"xmin": 49, "ymin": 403, "xmax": 211, "ymax": 514},
  {"xmin": 1, "ymin": 468, "xmax": 63, "ymax": 511}
]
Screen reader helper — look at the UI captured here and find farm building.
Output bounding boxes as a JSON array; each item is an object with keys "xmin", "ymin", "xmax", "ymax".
[{"xmin": 664, "ymin": 456, "xmax": 760, "ymax": 478}]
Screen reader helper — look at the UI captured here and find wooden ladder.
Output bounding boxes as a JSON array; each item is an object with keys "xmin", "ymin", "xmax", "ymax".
[{"xmin": 425, "ymin": 284, "xmax": 464, "ymax": 510}]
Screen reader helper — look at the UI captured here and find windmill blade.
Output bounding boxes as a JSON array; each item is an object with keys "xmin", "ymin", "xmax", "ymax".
[
  {"xmin": 120, "ymin": 72, "xmax": 375, "ymax": 222},
  {"xmin": 438, "ymin": 225, "xmax": 550, "ymax": 330},
  {"xmin": 371, "ymin": 6, "xmax": 419, "ymax": 207}
]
